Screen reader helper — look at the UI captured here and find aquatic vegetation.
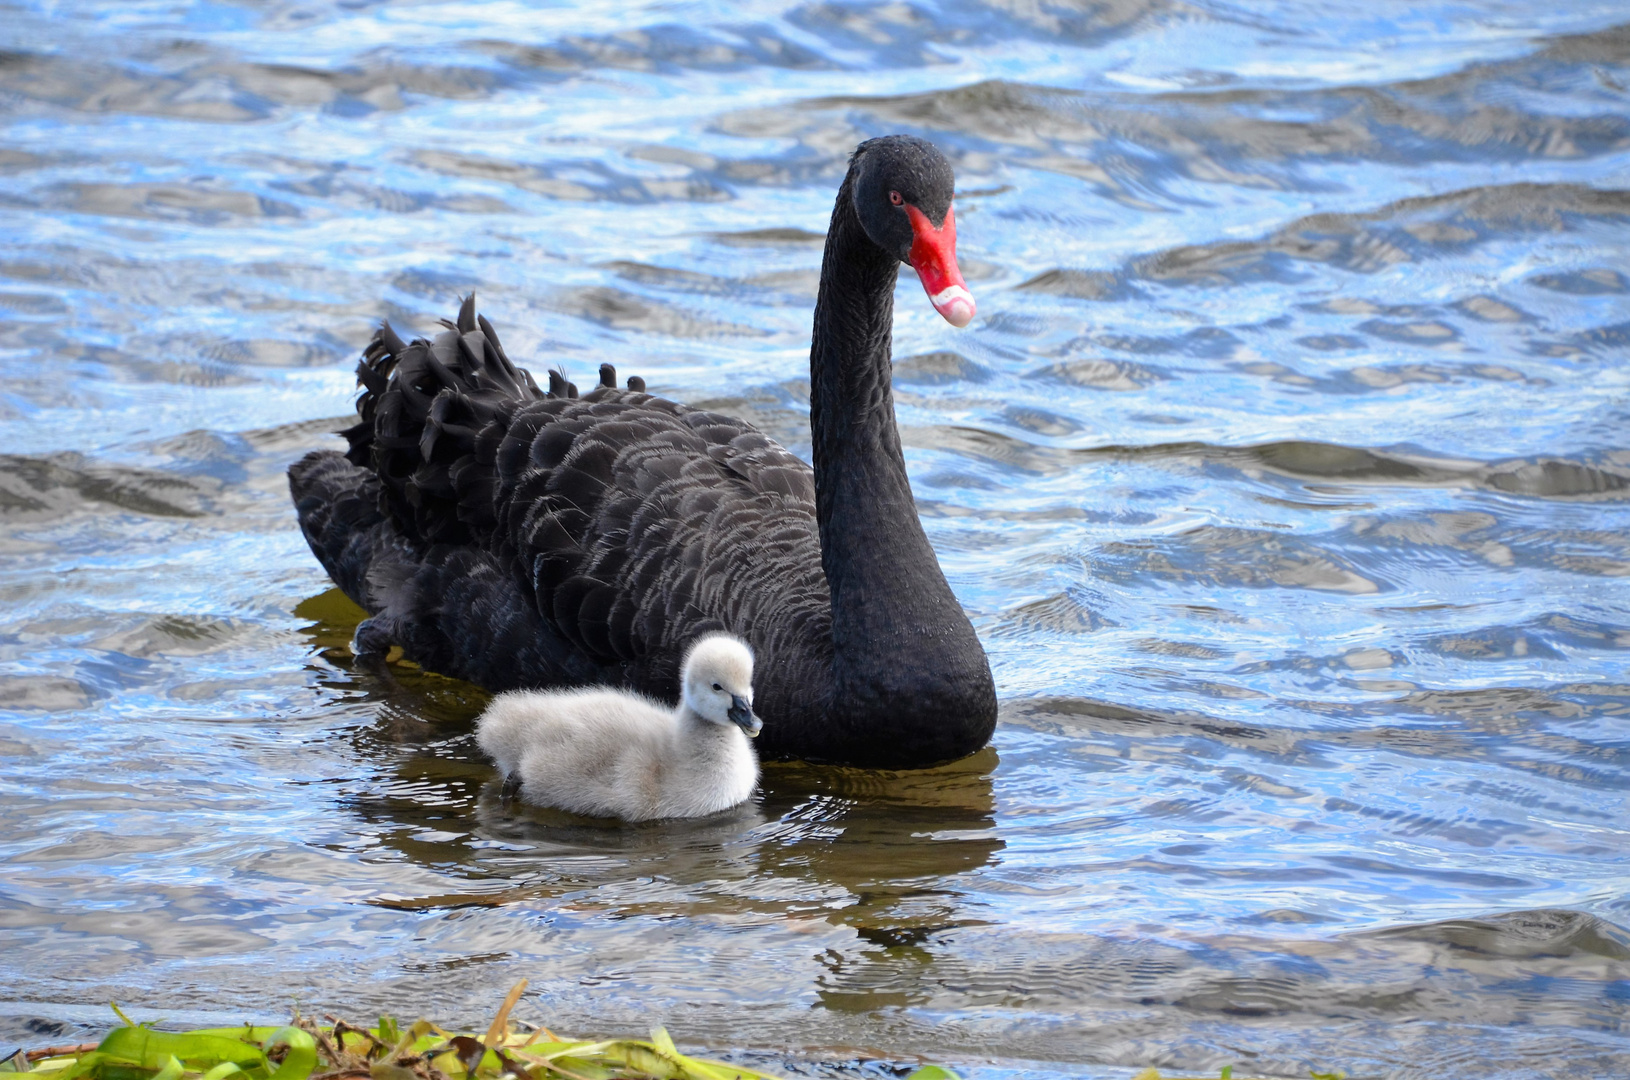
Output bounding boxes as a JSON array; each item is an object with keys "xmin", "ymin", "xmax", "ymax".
[
  {"xmin": 1, "ymin": 984, "xmax": 1293, "ymax": 1080},
  {"xmin": 9, "ymin": 1014, "xmax": 794, "ymax": 1080},
  {"xmin": 3, "ymin": 985, "xmax": 937, "ymax": 1080}
]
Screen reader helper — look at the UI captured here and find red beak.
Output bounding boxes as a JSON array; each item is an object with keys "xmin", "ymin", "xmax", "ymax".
[{"xmin": 904, "ymin": 203, "xmax": 976, "ymax": 328}]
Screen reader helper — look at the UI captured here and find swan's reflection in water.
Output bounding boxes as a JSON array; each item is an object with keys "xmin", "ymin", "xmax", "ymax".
[{"xmin": 296, "ymin": 588, "xmax": 1001, "ymax": 963}]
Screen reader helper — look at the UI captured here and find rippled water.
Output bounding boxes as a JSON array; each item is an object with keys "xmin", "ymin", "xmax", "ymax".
[{"xmin": 3, "ymin": 1, "xmax": 1629, "ymax": 1076}]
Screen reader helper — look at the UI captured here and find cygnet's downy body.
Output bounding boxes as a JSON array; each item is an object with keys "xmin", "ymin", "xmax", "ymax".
[{"xmin": 476, "ymin": 634, "xmax": 762, "ymax": 821}]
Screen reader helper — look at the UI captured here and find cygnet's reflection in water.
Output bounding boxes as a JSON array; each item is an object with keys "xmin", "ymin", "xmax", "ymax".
[{"xmin": 296, "ymin": 588, "xmax": 1002, "ymax": 943}]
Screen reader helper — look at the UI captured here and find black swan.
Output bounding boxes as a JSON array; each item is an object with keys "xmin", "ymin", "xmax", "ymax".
[
  {"xmin": 476, "ymin": 633, "xmax": 761, "ymax": 821},
  {"xmin": 288, "ymin": 134, "xmax": 997, "ymax": 768}
]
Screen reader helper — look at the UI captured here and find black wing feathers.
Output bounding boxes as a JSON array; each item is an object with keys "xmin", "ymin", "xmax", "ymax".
[{"xmin": 294, "ymin": 295, "xmax": 832, "ymax": 725}]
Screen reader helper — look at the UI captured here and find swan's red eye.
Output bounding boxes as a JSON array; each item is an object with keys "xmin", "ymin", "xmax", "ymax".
[{"xmin": 889, "ymin": 190, "xmax": 903, "ymax": 206}]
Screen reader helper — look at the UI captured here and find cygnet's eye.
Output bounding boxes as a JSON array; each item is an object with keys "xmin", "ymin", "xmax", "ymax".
[
  {"xmin": 712, "ymin": 682, "xmax": 722, "ymax": 691},
  {"xmin": 888, "ymin": 190, "xmax": 903, "ymax": 206}
]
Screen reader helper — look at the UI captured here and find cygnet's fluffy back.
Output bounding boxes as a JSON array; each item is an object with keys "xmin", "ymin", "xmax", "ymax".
[{"xmin": 475, "ymin": 633, "xmax": 760, "ymax": 821}]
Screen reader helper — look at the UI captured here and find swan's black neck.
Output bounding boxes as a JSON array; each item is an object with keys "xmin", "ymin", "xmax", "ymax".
[{"xmin": 807, "ymin": 169, "xmax": 997, "ymax": 766}]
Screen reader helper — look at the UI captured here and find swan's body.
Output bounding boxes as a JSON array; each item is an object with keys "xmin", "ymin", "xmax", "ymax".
[
  {"xmin": 477, "ymin": 633, "xmax": 760, "ymax": 821},
  {"xmin": 289, "ymin": 135, "xmax": 997, "ymax": 768}
]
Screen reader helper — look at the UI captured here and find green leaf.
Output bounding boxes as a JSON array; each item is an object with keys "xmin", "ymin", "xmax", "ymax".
[
  {"xmin": 201, "ymin": 1064, "xmax": 244, "ymax": 1080},
  {"xmin": 95, "ymin": 1029, "xmax": 267, "ymax": 1072},
  {"xmin": 262, "ymin": 1028, "xmax": 317, "ymax": 1080},
  {"xmin": 904, "ymin": 1069, "xmax": 962, "ymax": 1080},
  {"xmin": 151, "ymin": 1056, "xmax": 184, "ymax": 1080},
  {"xmin": 1309, "ymin": 1072, "xmax": 1347, "ymax": 1080},
  {"xmin": 62, "ymin": 1051, "xmax": 112, "ymax": 1080},
  {"xmin": 189, "ymin": 1030, "xmax": 282, "ymax": 1046},
  {"xmin": 1221, "ymin": 1068, "xmax": 1233, "ymax": 1080}
]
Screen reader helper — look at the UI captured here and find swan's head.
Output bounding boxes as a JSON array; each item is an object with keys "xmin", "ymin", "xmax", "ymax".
[
  {"xmin": 681, "ymin": 633, "xmax": 761, "ymax": 738},
  {"xmin": 850, "ymin": 134, "xmax": 976, "ymax": 328}
]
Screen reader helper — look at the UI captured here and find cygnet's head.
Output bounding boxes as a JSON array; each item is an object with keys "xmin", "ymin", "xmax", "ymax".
[{"xmin": 680, "ymin": 633, "xmax": 761, "ymax": 738}]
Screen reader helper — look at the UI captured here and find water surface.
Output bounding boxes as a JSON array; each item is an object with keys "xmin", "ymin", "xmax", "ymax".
[{"xmin": 2, "ymin": 1, "xmax": 1629, "ymax": 1077}]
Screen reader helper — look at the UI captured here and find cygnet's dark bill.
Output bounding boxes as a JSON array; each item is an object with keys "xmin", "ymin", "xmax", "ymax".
[{"xmin": 727, "ymin": 695, "xmax": 762, "ymax": 737}]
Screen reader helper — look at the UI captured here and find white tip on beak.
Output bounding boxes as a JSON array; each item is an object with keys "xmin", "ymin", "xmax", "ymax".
[{"xmin": 929, "ymin": 284, "xmax": 976, "ymax": 328}]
